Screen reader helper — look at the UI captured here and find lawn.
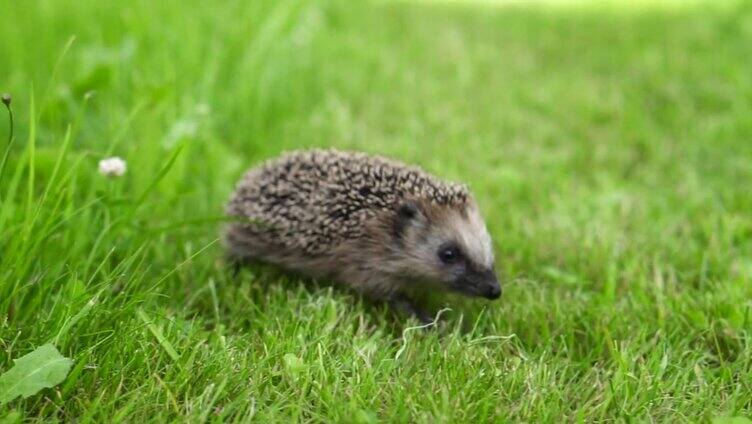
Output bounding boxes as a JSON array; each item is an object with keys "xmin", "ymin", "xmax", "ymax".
[{"xmin": 1, "ymin": 0, "xmax": 751, "ymax": 421}]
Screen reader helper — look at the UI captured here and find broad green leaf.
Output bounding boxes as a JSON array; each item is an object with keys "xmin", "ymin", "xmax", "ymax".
[
  {"xmin": 0, "ymin": 410, "xmax": 22, "ymax": 424},
  {"xmin": 713, "ymin": 418, "xmax": 752, "ymax": 424},
  {"xmin": 0, "ymin": 344, "xmax": 73, "ymax": 405}
]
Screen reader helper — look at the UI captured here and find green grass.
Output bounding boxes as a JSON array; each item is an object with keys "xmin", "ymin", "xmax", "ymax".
[{"xmin": 1, "ymin": 0, "xmax": 751, "ymax": 421}]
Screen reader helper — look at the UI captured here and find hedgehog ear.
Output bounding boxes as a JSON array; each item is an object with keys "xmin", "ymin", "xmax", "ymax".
[
  {"xmin": 393, "ymin": 200, "xmax": 423, "ymax": 240},
  {"xmin": 397, "ymin": 200, "xmax": 420, "ymax": 220}
]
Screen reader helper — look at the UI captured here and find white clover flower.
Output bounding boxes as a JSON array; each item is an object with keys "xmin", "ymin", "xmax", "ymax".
[{"xmin": 98, "ymin": 156, "xmax": 127, "ymax": 177}]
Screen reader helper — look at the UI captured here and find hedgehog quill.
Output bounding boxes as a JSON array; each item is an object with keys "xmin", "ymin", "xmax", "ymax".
[{"xmin": 225, "ymin": 149, "xmax": 500, "ymax": 323}]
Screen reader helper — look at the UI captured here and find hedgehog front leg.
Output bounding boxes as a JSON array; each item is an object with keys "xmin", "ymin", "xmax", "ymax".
[
  {"xmin": 342, "ymin": 264, "xmax": 435, "ymax": 325},
  {"xmin": 388, "ymin": 294, "xmax": 434, "ymax": 325}
]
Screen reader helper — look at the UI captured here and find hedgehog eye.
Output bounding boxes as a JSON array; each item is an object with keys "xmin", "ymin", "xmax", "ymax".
[{"xmin": 438, "ymin": 244, "xmax": 461, "ymax": 264}]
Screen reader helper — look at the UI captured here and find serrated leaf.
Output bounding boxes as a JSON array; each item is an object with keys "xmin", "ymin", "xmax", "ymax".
[{"xmin": 0, "ymin": 344, "xmax": 73, "ymax": 405}]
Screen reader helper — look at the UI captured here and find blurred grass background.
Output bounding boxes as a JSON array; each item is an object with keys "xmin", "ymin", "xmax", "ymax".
[{"xmin": 0, "ymin": 0, "xmax": 751, "ymax": 421}]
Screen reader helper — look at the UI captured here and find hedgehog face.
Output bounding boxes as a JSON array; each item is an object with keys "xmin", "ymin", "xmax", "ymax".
[{"xmin": 392, "ymin": 200, "xmax": 501, "ymax": 300}]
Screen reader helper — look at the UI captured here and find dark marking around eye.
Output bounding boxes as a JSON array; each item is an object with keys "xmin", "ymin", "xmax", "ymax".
[{"xmin": 438, "ymin": 242, "xmax": 462, "ymax": 264}]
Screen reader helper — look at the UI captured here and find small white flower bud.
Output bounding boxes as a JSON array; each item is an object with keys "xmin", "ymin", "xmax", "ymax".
[{"xmin": 98, "ymin": 156, "xmax": 127, "ymax": 178}]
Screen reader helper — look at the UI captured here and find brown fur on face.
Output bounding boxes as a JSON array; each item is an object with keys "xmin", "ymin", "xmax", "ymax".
[
  {"xmin": 224, "ymin": 149, "xmax": 500, "ymax": 321},
  {"xmin": 333, "ymin": 197, "xmax": 498, "ymax": 298}
]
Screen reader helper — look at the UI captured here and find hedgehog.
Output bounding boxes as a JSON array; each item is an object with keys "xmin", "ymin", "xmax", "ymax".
[{"xmin": 224, "ymin": 149, "xmax": 500, "ymax": 323}]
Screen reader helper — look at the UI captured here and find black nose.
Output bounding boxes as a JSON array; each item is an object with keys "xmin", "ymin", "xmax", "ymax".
[{"xmin": 485, "ymin": 283, "xmax": 502, "ymax": 300}]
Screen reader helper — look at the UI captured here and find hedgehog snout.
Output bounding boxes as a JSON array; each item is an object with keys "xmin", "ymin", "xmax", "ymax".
[
  {"xmin": 483, "ymin": 272, "xmax": 502, "ymax": 300},
  {"xmin": 453, "ymin": 267, "xmax": 501, "ymax": 300},
  {"xmin": 478, "ymin": 269, "xmax": 501, "ymax": 300}
]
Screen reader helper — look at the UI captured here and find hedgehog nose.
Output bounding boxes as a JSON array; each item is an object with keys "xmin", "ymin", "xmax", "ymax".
[
  {"xmin": 483, "ymin": 273, "xmax": 501, "ymax": 300},
  {"xmin": 485, "ymin": 283, "xmax": 501, "ymax": 300}
]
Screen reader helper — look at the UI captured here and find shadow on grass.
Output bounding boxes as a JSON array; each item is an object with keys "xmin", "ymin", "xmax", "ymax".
[{"xmin": 196, "ymin": 255, "xmax": 500, "ymax": 339}]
